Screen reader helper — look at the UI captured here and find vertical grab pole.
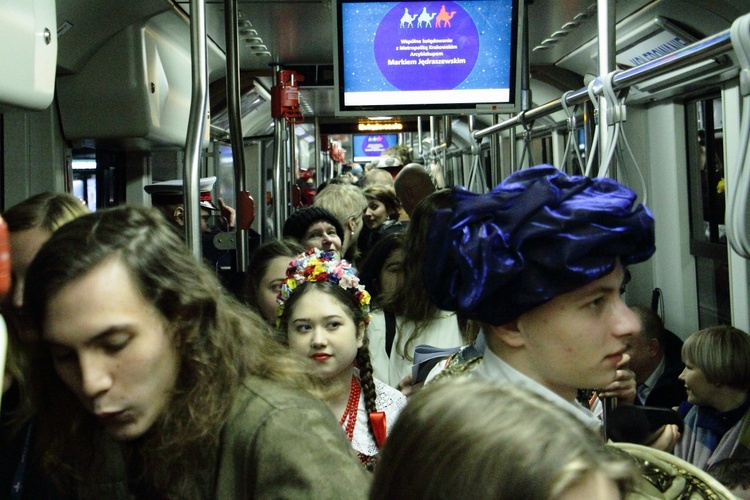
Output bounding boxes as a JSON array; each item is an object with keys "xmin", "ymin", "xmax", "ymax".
[
  {"xmin": 596, "ymin": 0, "xmax": 616, "ymax": 178},
  {"xmin": 417, "ymin": 116, "xmax": 423, "ymax": 159},
  {"xmin": 184, "ymin": 0, "xmax": 208, "ymax": 260},
  {"xmin": 597, "ymin": 0, "xmax": 617, "ymax": 437},
  {"xmin": 224, "ymin": 0, "xmax": 248, "ymax": 272},
  {"xmin": 271, "ymin": 65, "xmax": 287, "ymax": 238},
  {"xmin": 315, "ymin": 116, "xmax": 322, "ymax": 186}
]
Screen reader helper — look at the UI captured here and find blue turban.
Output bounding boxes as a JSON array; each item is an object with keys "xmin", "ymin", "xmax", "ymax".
[{"xmin": 423, "ymin": 165, "xmax": 655, "ymax": 326}]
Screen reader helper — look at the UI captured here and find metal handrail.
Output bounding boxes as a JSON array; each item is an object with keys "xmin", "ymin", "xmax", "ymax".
[
  {"xmin": 184, "ymin": 0, "xmax": 208, "ymax": 259},
  {"xmin": 224, "ymin": 0, "xmax": 249, "ymax": 272},
  {"xmin": 473, "ymin": 28, "xmax": 734, "ymax": 141}
]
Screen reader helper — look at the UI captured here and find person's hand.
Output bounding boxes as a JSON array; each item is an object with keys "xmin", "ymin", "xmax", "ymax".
[
  {"xmin": 644, "ymin": 424, "xmax": 681, "ymax": 452},
  {"xmin": 217, "ymin": 198, "xmax": 236, "ymax": 230},
  {"xmin": 598, "ymin": 353, "xmax": 636, "ymax": 403},
  {"xmin": 396, "ymin": 374, "xmax": 422, "ymax": 398}
]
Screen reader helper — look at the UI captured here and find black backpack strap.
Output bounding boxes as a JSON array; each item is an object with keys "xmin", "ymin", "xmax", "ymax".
[{"xmin": 385, "ymin": 311, "xmax": 396, "ymax": 358}]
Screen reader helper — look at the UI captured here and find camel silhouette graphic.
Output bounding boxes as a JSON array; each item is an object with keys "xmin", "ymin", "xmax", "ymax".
[
  {"xmin": 417, "ymin": 7, "xmax": 437, "ymax": 28},
  {"xmin": 435, "ymin": 5, "xmax": 456, "ymax": 27},
  {"xmin": 400, "ymin": 8, "xmax": 418, "ymax": 28}
]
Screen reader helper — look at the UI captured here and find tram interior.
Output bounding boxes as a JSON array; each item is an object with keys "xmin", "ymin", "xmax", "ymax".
[{"xmin": 1, "ymin": 0, "xmax": 750, "ymax": 339}]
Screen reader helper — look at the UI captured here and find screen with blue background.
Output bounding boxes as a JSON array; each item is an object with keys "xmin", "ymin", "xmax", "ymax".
[
  {"xmin": 340, "ymin": 0, "xmax": 515, "ymax": 94},
  {"xmin": 352, "ymin": 134, "xmax": 399, "ymax": 162}
]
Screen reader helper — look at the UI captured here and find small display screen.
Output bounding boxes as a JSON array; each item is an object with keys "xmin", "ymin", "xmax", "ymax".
[{"xmin": 352, "ymin": 133, "xmax": 399, "ymax": 162}]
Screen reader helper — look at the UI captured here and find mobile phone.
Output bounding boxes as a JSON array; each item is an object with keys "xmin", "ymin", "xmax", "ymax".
[{"xmin": 641, "ymin": 406, "xmax": 684, "ymax": 434}]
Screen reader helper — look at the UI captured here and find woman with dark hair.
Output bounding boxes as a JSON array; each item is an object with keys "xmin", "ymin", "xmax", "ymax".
[
  {"xmin": 244, "ymin": 238, "xmax": 305, "ymax": 324},
  {"xmin": 277, "ymin": 249, "xmax": 406, "ymax": 471},
  {"xmin": 362, "ymin": 185, "xmax": 401, "ymax": 233},
  {"xmin": 357, "ymin": 232, "xmax": 404, "ymax": 309},
  {"xmin": 367, "ymin": 189, "xmax": 465, "ymax": 390},
  {"xmin": 23, "ymin": 206, "xmax": 370, "ymax": 498},
  {"xmin": 358, "ymin": 185, "xmax": 406, "ymax": 260}
]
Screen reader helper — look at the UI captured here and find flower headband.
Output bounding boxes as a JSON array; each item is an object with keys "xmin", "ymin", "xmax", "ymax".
[{"xmin": 276, "ymin": 248, "xmax": 371, "ymax": 327}]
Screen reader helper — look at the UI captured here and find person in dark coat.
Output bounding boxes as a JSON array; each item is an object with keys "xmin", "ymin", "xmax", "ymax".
[{"xmin": 626, "ymin": 305, "xmax": 687, "ymax": 409}]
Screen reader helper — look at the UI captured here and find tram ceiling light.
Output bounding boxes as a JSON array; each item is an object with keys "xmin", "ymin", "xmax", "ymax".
[
  {"xmin": 247, "ymin": 45, "xmax": 268, "ymax": 51},
  {"xmin": 541, "ymin": 38, "xmax": 559, "ymax": 46},
  {"xmin": 243, "ymin": 37, "xmax": 263, "ymax": 44},
  {"xmin": 368, "ymin": 116, "xmax": 393, "ymax": 120},
  {"xmin": 562, "ymin": 22, "xmax": 580, "ymax": 30},
  {"xmin": 551, "ymin": 30, "xmax": 570, "ymax": 38},
  {"xmin": 533, "ymin": 45, "xmax": 551, "ymax": 52}
]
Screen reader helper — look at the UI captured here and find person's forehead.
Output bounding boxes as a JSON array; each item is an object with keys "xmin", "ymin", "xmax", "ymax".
[
  {"xmin": 384, "ymin": 248, "xmax": 404, "ymax": 263},
  {"xmin": 289, "ymin": 288, "xmax": 347, "ymax": 317},
  {"xmin": 10, "ymin": 226, "xmax": 52, "ymax": 265},
  {"xmin": 551, "ymin": 264, "xmax": 625, "ymax": 304},
  {"xmin": 306, "ymin": 220, "xmax": 335, "ymax": 231},
  {"xmin": 578, "ymin": 263, "xmax": 623, "ymax": 290},
  {"xmin": 265, "ymin": 256, "xmax": 293, "ymax": 279}
]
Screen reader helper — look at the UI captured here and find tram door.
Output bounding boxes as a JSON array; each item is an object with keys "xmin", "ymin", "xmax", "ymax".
[{"xmin": 685, "ymin": 95, "xmax": 730, "ymax": 327}]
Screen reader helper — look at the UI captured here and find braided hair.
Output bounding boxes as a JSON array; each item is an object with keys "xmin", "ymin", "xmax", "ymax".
[
  {"xmin": 276, "ymin": 251, "xmax": 382, "ymax": 467},
  {"xmin": 279, "ymin": 281, "xmax": 381, "ymax": 468},
  {"xmin": 355, "ymin": 334, "xmax": 378, "ymax": 439}
]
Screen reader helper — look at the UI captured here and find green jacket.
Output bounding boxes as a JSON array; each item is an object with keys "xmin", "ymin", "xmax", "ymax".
[
  {"xmin": 215, "ymin": 376, "xmax": 372, "ymax": 499},
  {"xmin": 75, "ymin": 375, "xmax": 371, "ymax": 499}
]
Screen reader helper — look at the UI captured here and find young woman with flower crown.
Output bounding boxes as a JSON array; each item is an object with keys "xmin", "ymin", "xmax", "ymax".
[{"xmin": 277, "ymin": 248, "xmax": 407, "ymax": 471}]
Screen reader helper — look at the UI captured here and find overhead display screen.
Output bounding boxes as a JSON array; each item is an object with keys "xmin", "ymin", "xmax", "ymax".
[
  {"xmin": 334, "ymin": 0, "xmax": 522, "ymax": 116},
  {"xmin": 352, "ymin": 133, "xmax": 399, "ymax": 162}
]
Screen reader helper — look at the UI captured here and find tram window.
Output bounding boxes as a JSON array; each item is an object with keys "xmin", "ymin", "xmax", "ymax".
[
  {"xmin": 214, "ymin": 142, "xmax": 236, "ymax": 210},
  {"xmin": 685, "ymin": 96, "xmax": 730, "ymax": 327},
  {"xmin": 72, "ymin": 158, "xmax": 97, "ymax": 211}
]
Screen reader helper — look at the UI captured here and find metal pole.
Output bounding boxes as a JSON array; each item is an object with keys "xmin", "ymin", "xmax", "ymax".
[
  {"xmin": 315, "ymin": 116, "xmax": 322, "ymax": 186},
  {"xmin": 224, "ymin": 0, "xmax": 248, "ymax": 271},
  {"xmin": 509, "ymin": 126, "xmax": 517, "ymax": 172},
  {"xmin": 473, "ymin": 28, "xmax": 734, "ymax": 141},
  {"xmin": 430, "ymin": 116, "xmax": 437, "ymax": 157},
  {"xmin": 271, "ymin": 65, "xmax": 286, "ymax": 239},
  {"xmin": 417, "ymin": 116, "xmax": 423, "ymax": 158},
  {"xmin": 184, "ymin": 0, "xmax": 208, "ymax": 260},
  {"xmin": 596, "ymin": 0, "xmax": 616, "ymax": 177},
  {"xmin": 257, "ymin": 141, "xmax": 266, "ymax": 240},
  {"xmin": 272, "ymin": 119, "xmax": 285, "ymax": 239},
  {"xmin": 284, "ymin": 121, "xmax": 292, "ymax": 206},
  {"xmin": 487, "ymin": 114, "xmax": 499, "ymax": 186}
]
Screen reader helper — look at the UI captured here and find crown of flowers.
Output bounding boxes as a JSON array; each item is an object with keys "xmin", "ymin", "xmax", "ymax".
[{"xmin": 276, "ymin": 248, "xmax": 371, "ymax": 327}]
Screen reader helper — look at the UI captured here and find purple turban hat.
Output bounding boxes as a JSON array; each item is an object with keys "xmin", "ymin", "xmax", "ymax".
[{"xmin": 423, "ymin": 165, "xmax": 655, "ymax": 326}]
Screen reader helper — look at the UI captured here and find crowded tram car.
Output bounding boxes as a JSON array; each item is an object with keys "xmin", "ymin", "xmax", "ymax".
[{"xmin": 2, "ymin": 0, "xmax": 750, "ymax": 497}]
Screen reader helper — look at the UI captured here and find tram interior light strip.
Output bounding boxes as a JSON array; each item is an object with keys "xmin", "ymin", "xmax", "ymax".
[{"xmin": 358, "ymin": 122, "xmax": 403, "ymax": 131}]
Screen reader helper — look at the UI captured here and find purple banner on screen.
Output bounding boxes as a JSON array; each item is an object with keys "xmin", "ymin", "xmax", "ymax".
[{"xmin": 373, "ymin": 2, "xmax": 479, "ymax": 90}]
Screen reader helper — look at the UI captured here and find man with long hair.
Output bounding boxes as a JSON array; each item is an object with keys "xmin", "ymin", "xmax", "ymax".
[{"xmin": 24, "ymin": 206, "xmax": 370, "ymax": 498}]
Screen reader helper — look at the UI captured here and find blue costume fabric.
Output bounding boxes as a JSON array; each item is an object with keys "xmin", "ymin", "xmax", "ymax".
[{"xmin": 423, "ymin": 165, "xmax": 655, "ymax": 326}]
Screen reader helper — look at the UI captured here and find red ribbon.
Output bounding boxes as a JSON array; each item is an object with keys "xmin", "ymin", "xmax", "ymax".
[{"xmin": 369, "ymin": 411, "xmax": 387, "ymax": 449}]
